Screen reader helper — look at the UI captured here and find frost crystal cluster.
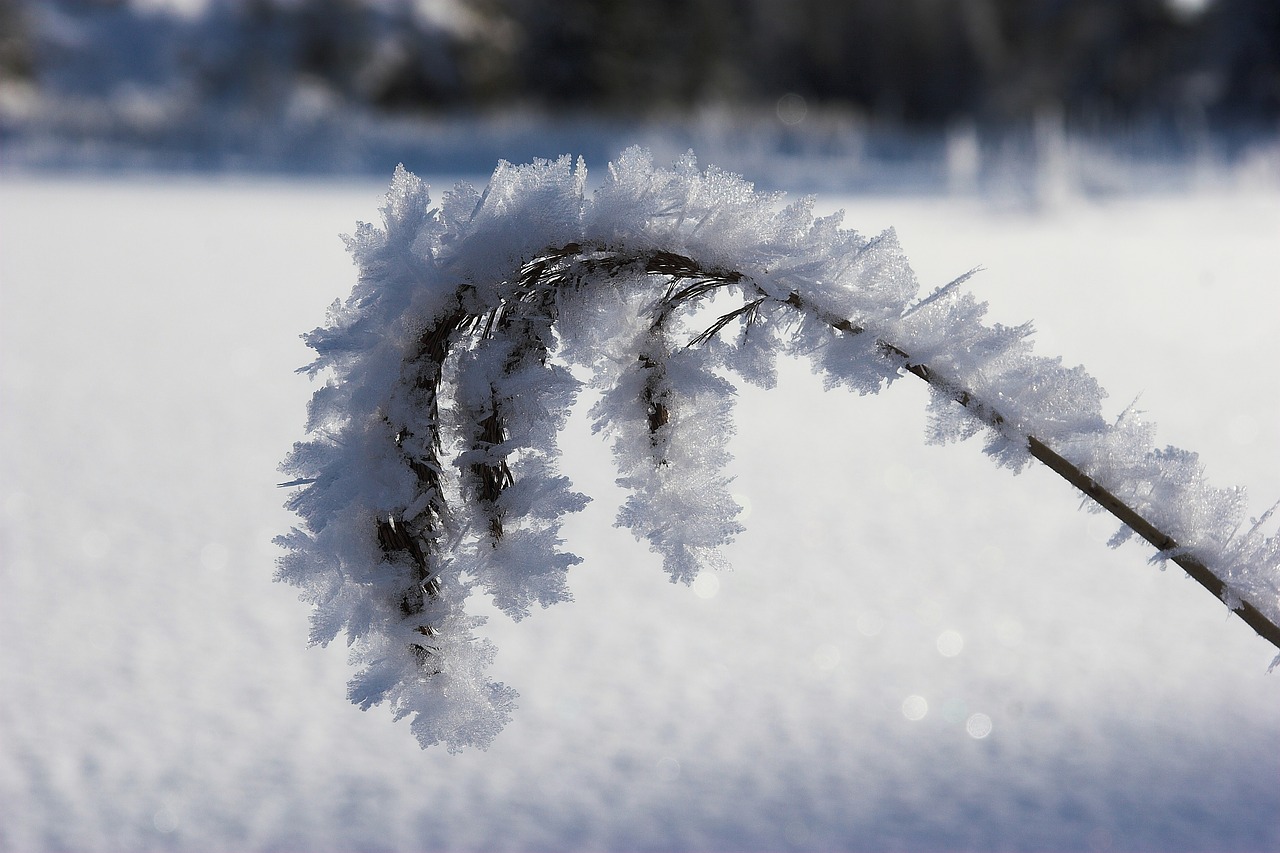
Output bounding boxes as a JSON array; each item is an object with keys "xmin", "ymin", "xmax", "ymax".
[{"xmin": 278, "ymin": 149, "xmax": 1280, "ymax": 750}]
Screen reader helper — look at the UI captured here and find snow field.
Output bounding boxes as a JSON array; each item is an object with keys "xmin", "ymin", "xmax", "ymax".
[{"xmin": 0, "ymin": 170, "xmax": 1277, "ymax": 851}]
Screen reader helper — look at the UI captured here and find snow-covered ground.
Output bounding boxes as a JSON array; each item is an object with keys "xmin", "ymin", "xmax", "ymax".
[{"xmin": 1, "ymin": 166, "xmax": 1278, "ymax": 851}]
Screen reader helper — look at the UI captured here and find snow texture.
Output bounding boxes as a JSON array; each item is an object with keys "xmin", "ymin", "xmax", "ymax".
[
  {"xmin": 279, "ymin": 149, "xmax": 1280, "ymax": 750},
  {"xmin": 5, "ymin": 175, "xmax": 1280, "ymax": 852}
]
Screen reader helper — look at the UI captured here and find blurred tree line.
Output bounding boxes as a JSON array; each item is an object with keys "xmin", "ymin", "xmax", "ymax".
[{"xmin": 3, "ymin": 0, "xmax": 1277, "ymax": 132}]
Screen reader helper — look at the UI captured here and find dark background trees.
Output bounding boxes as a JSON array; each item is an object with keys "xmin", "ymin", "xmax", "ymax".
[{"xmin": 2, "ymin": 0, "xmax": 1276, "ymax": 136}]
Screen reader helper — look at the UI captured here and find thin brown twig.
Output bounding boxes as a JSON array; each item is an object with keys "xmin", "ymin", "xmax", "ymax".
[
  {"xmin": 781, "ymin": 287, "xmax": 1280, "ymax": 653},
  {"xmin": 567, "ymin": 246, "xmax": 1280, "ymax": 652},
  {"xmin": 386, "ymin": 244, "xmax": 1280, "ymax": 663}
]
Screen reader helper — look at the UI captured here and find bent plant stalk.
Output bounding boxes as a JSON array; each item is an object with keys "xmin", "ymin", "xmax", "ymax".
[
  {"xmin": 281, "ymin": 153, "xmax": 1280, "ymax": 751},
  {"xmin": 387, "ymin": 243, "xmax": 1280, "ymax": 661}
]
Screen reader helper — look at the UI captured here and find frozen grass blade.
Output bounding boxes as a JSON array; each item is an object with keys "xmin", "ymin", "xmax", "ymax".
[{"xmin": 279, "ymin": 150, "xmax": 1280, "ymax": 749}]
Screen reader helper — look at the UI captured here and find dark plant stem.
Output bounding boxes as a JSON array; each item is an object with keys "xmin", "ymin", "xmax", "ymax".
[
  {"xmin": 783, "ymin": 288, "xmax": 1280, "ymax": 654},
  {"xmin": 388, "ymin": 243, "xmax": 1280, "ymax": 661},
  {"xmin": 578, "ymin": 245, "xmax": 1280, "ymax": 653},
  {"xmin": 1025, "ymin": 436, "xmax": 1280, "ymax": 650}
]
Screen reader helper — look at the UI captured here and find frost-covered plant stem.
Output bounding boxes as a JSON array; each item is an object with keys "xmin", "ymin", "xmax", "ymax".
[
  {"xmin": 791, "ymin": 285, "xmax": 1280, "ymax": 649},
  {"xmin": 1024, "ymin": 437, "xmax": 1280, "ymax": 649},
  {"xmin": 895, "ymin": 340, "xmax": 1280, "ymax": 650},
  {"xmin": 279, "ymin": 150, "xmax": 1280, "ymax": 750},
  {"xmin": 559, "ymin": 250, "xmax": 1280, "ymax": 652}
]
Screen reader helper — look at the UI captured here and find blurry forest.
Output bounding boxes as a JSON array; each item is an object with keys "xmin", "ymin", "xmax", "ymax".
[{"xmin": 1, "ymin": 0, "xmax": 1277, "ymax": 175}]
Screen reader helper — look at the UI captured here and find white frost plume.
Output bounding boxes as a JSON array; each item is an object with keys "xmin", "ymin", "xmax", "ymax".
[{"xmin": 278, "ymin": 148, "xmax": 1280, "ymax": 750}]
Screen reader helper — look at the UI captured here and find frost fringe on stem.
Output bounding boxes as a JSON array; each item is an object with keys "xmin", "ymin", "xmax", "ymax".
[{"xmin": 277, "ymin": 149, "xmax": 1280, "ymax": 751}]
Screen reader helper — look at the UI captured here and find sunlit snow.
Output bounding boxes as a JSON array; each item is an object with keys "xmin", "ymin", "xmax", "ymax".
[{"xmin": 1, "ymin": 169, "xmax": 1278, "ymax": 851}]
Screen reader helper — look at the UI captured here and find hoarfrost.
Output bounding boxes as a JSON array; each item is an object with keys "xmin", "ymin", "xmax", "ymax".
[{"xmin": 279, "ymin": 148, "xmax": 1280, "ymax": 750}]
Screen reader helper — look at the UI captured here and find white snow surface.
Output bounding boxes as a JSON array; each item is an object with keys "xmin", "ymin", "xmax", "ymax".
[{"xmin": 2, "ymin": 166, "xmax": 1279, "ymax": 851}]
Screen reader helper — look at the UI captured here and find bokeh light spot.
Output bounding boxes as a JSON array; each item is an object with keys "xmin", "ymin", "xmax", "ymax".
[
  {"xmin": 691, "ymin": 572, "xmax": 719, "ymax": 600},
  {"xmin": 901, "ymin": 695, "xmax": 928, "ymax": 721},
  {"xmin": 776, "ymin": 93, "xmax": 807, "ymax": 125},
  {"xmin": 966, "ymin": 712, "xmax": 993, "ymax": 739},
  {"xmin": 937, "ymin": 629, "xmax": 964, "ymax": 657}
]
